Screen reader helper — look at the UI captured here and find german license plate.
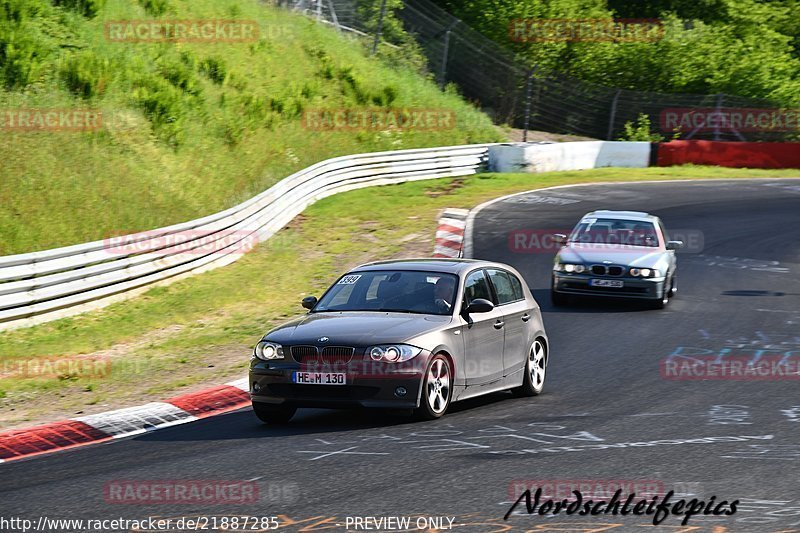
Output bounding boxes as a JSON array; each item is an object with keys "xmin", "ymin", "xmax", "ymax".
[
  {"xmin": 590, "ymin": 279, "xmax": 624, "ymax": 288},
  {"xmin": 292, "ymin": 372, "xmax": 346, "ymax": 385}
]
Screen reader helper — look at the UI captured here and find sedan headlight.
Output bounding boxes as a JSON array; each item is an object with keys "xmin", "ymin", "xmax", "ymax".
[
  {"xmin": 367, "ymin": 344, "xmax": 422, "ymax": 363},
  {"xmin": 254, "ymin": 341, "xmax": 284, "ymax": 360},
  {"xmin": 629, "ymin": 267, "xmax": 660, "ymax": 278},
  {"xmin": 554, "ymin": 262, "xmax": 586, "ymax": 273}
]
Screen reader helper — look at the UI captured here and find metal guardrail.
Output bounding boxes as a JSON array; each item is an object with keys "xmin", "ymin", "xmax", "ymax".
[{"xmin": 0, "ymin": 144, "xmax": 491, "ymax": 331}]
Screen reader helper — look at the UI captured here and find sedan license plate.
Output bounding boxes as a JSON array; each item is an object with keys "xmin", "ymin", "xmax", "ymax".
[
  {"xmin": 590, "ymin": 279, "xmax": 624, "ymax": 288},
  {"xmin": 292, "ymin": 372, "xmax": 346, "ymax": 385}
]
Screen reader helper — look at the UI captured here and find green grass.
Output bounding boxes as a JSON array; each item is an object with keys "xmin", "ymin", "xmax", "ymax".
[
  {"xmin": 0, "ymin": 0, "xmax": 502, "ymax": 255},
  {"xmin": 0, "ymin": 165, "xmax": 797, "ymax": 428}
]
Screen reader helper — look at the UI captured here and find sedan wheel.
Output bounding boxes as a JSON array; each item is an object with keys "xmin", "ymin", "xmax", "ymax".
[
  {"xmin": 513, "ymin": 339, "xmax": 546, "ymax": 397},
  {"xmin": 416, "ymin": 354, "xmax": 452, "ymax": 420}
]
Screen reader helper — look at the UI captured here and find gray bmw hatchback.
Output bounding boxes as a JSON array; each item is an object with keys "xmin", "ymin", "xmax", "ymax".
[{"xmin": 249, "ymin": 259, "xmax": 549, "ymax": 423}]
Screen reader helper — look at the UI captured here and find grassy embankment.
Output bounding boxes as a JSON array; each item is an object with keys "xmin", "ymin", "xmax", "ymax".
[{"xmin": 0, "ymin": 0, "xmax": 502, "ymax": 255}]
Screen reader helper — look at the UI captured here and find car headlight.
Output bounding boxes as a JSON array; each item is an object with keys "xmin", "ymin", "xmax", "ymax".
[
  {"xmin": 367, "ymin": 344, "xmax": 422, "ymax": 363},
  {"xmin": 554, "ymin": 263, "xmax": 586, "ymax": 273},
  {"xmin": 629, "ymin": 268, "xmax": 660, "ymax": 278},
  {"xmin": 254, "ymin": 341, "xmax": 284, "ymax": 360}
]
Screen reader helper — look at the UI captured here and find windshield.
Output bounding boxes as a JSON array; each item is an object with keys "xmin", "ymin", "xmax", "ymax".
[
  {"xmin": 569, "ymin": 218, "xmax": 660, "ymax": 248},
  {"xmin": 313, "ymin": 270, "xmax": 459, "ymax": 315}
]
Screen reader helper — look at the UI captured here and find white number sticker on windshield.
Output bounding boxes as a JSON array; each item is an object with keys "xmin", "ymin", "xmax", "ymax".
[
  {"xmin": 337, "ymin": 274, "xmax": 362, "ymax": 285},
  {"xmin": 581, "ymin": 218, "xmax": 597, "ymax": 224}
]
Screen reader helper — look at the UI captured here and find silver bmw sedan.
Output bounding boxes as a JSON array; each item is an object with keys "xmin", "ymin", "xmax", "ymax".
[{"xmin": 551, "ymin": 210, "xmax": 683, "ymax": 309}]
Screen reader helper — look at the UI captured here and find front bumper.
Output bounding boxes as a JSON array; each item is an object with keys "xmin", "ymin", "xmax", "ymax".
[
  {"xmin": 552, "ymin": 272, "xmax": 664, "ymax": 300},
  {"xmin": 249, "ymin": 358, "xmax": 426, "ymax": 409}
]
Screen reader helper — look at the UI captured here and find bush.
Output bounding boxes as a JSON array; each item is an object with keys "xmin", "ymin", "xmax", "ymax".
[
  {"xmin": 198, "ymin": 56, "xmax": 226, "ymax": 85},
  {"xmin": 0, "ymin": 0, "xmax": 48, "ymax": 23},
  {"xmin": 337, "ymin": 66, "xmax": 371, "ymax": 104},
  {"xmin": 373, "ymin": 84, "xmax": 397, "ymax": 106},
  {"xmin": 59, "ymin": 50, "xmax": 110, "ymax": 98},
  {"xmin": 52, "ymin": 0, "xmax": 105, "ymax": 18},
  {"xmin": 132, "ymin": 73, "xmax": 185, "ymax": 146},
  {"xmin": 156, "ymin": 56, "xmax": 201, "ymax": 96},
  {"xmin": 618, "ymin": 113, "xmax": 663, "ymax": 142},
  {"xmin": 138, "ymin": 0, "xmax": 170, "ymax": 17},
  {"xmin": 0, "ymin": 26, "xmax": 48, "ymax": 88}
]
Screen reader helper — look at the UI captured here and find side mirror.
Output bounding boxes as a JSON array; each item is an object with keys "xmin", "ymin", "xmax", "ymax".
[
  {"xmin": 666, "ymin": 240, "xmax": 684, "ymax": 251},
  {"xmin": 553, "ymin": 234, "xmax": 567, "ymax": 246},
  {"xmin": 301, "ymin": 296, "xmax": 318, "ymax": 310},
  {"xmin": 464, "ymin": 298, "xmax": 494, "ymax": 314}
]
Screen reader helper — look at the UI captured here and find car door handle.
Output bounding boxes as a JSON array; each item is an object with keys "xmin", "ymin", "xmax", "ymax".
[
  {"xmin": 521, "ymin": 313, "xmax": 531, "ymax": 322},
  {"xmin": 494, "ymin": 320, "xmax": 505, "ymax": 329}
]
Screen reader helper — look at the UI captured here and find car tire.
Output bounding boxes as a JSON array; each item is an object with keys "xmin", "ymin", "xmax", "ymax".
[
  {"xmin": 512, "ymin": 339, "xmax": 547, "ymax": 397},
  {"xmin": 416, "ymin": 354, "xmax": 452, "ymax": 420},
  {"xmin": 252, "ymin": 402, "xmax": 296, "ymax": 424}
]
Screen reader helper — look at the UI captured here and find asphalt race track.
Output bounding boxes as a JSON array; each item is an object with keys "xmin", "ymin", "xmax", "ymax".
[{"xmin": 2, "ymin": 178, "xmax": 800, "ymax": 533}]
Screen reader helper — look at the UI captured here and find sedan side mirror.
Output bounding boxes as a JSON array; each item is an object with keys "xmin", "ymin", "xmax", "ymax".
[
  {"xmin": 301, "ymin": 296, "xmax": 318, "ymax": 310},
  {"xmin": 666, "ymin": 240, "xmax": 684, "ymax": 251},
  {"xmin": 464, "ymin": 298, "xmax": 494, "ymax": 314},
  {"xmin": 553, "ymin": 234, "xmax": 567, "ymax": 246}
]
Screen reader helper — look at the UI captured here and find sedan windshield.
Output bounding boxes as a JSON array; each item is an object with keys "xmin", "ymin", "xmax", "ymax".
[
  {"xmin": 569, "ymin": 218, "xmax": 659, "ymax": 248},
  {"xmin": 313, "ymin": 270, "xmax": 459, "ymax": 315}
]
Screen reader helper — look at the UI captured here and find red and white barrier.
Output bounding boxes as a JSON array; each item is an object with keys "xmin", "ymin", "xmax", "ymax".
[
  {"xmin": 0, "ymin": 379, "xmax": 250, "ymax": 462},
  {"xmin": 433, "ymin": 208, "xmax": 469, "ymax": 258}
]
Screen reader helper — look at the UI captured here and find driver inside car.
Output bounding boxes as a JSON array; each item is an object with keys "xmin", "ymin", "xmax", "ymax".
[{"xmin": 433, "ymin": 276, "xmax": 456, "ymax": 312}]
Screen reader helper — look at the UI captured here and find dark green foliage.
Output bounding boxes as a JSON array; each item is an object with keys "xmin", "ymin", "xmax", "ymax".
[
  {"xmin": 132, "ymin": 73, "xmax": 185, "ymax": 146},
  {"xmin": 138, "ymin": 0, "xmax": 170, "ymax": 16},
  {"xmin": 156, "ymin": 55, "xmax": 202, "ymax": 96},
  {"xmin": 59, "ymin": 50, "xmax": 109, "ymax": 98},
  {"xmin": 0, "ymin": 27, "xmax": 46, "ymax": 87},
  {"xmin": 198, "ymin": 56, "xmax": 227, "ymax": 85},
  {"xmin": 52, "ymin": 0, "xmax": 105, "ymax": 18},
  {"xmin": 430, "ymin": 0, "xmax": 800, "ymax": 105},
  {"xmin": 0, "ymin": 0, "xmax": 52, "ymax": 88}
]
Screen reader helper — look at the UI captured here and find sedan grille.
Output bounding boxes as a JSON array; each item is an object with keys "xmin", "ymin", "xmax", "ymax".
[
  {"xmin": 591, "ymin": 264, "xmax": 625, "ymax": 276},
  {"xmin": 591, "ymin": 265, "xmax": 607, "ymax": 275},
  {"xmin": 321, "ymin": 346, "xmax": 355, "ymax": 364},
  {"xmin": 290, "ymin": 345, "xmax": 317, "ymax": 361},
  {"xmin": 291, "ymin": 345, "xmax": 354, "ymax": 365}
]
